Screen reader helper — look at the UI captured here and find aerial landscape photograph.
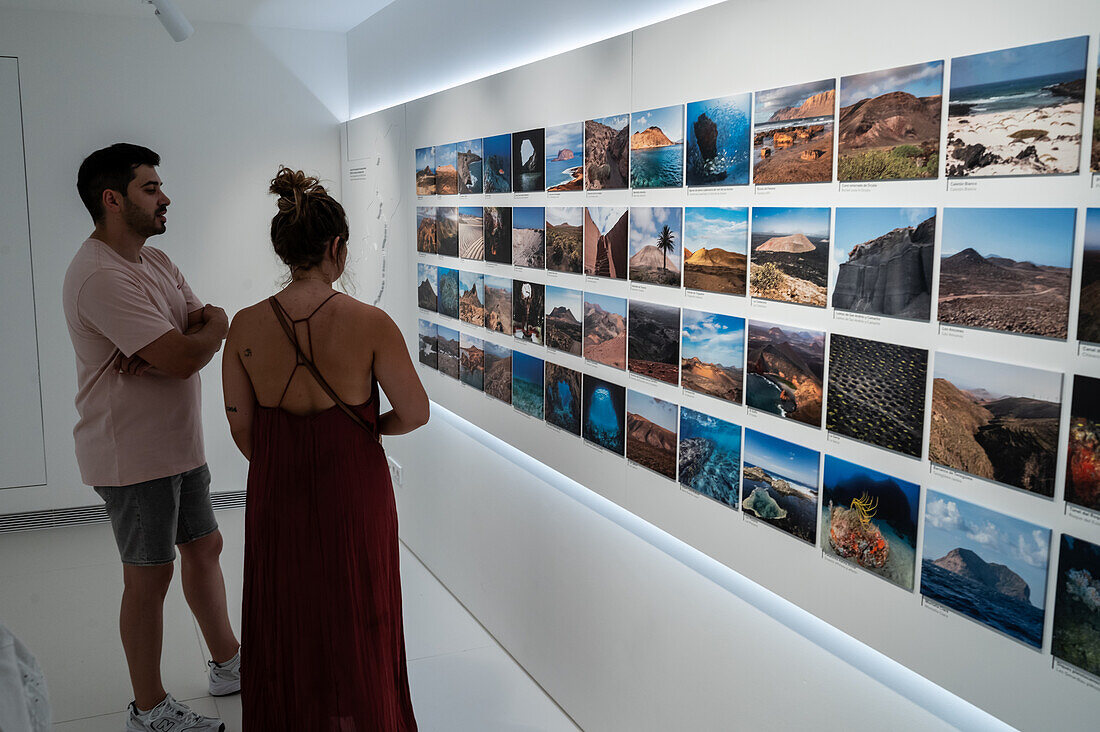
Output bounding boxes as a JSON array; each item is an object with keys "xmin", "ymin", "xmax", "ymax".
[
  {"xmin": 1078, "ymin": 209, "xmax": 1100, "ymax": 344},
  {"xmin": 685, "ymin": 92, "xmax": 751, "ymax": 187},
  {"xmin": 437, "ymin": 324, "xmax": 460, "ymax": 379},
  {"xmin": 921, "ymin": 491, "xmax": 1050, "ymax": 648},
  {"xmin": 753, "ymin": 79, "xmax": 835, "ymax": 184},
  {"xmin": 459, "ymin": 333, "xmax": 485, "ymax": 390},
  {"xmin": 417, "ymin": 263, "xmax": 437, "ymax": 311},
  {"xmin": 938, "ymin": 207, "xmax": 1075, "ymax": 339},
  {"xmin": 436, "ymin": 267, "xmax": 459, "ymax": 319},
  {"xmin": 682, "ymin": 207, "xmax": 747, "ymax": 295},
  {"xmin": 436, "ymin": 206, "xmax": 459, "ymax": 257},
  {"xmin": 745, "ymin": 320, "xmax": 824, "ymax": 428},
  {"xmin": 583, "ymin": 292, "xmax": 627, "ymax": 369},
  {"xmin": 417, "ymin": 318, "xmax": 437, "ymax": 370},
  {"xmin": 483, "ymin": 341, "xmax": 512, "ymax": 404},
  {"xmin": 545, "ymin": 285, "xmax": 583, "ymax": 356},
  {"xmin": 741, "ymin": 428, "xmax": 820, "ymax": 544},
  {"xmin": 545, "ymin": 362, "xmax": 582, "ymax": 435},
  {"xmin": 435, "ymin": 141, "xmax": 458, "ymax": 194},
  {"xmin": 930, "ymin": 352, "xmax": 1062, "ymax": 497},
  {"xmin": 545, "ymin": 206, "xmax": 584, "ymax": 273},
  {"xmin": 512, "ymin": 350, "xmax": 545, "ymax": 419},
  {"xmin": 511, "ymin": 128, "xmax": 545, "ymax": 192},
  {"xmin": 484, "ymin": 205, "xmax": 512, "ymax": 264},
  {"xmin": 679, "ymin": 406, "xmax": 741, "ymax": 508},
  {"xmin": 458, "ymin": 270, "xmax": 485, "ymax": 328},
  {"xmin": 416, "ymin": 206, "xmax": 437, "ymax": 253},
  {"xmin": 946, "ymin": 36, "xmax": 1089, "ymax": 178},
  {"xmin": 456, "ymin": 138, "xmax": 483, "ymax": 194},
  {"xmin": 837, "ymin": 61, "xmax": 943, "ymax": 181},
  {"xmin": 415, "ymin": 145, "xmax": 435, "ymax": 195},
  {"xmin": 483, "ymin": 275, "xmax": 512, "ymax": 335},
  {"xmin": 629, "ymin": 206, "xmax": 682, "ymax": 287},
  {"xmin": 832, "ymin": 207, "xmax": 936, "ymax": 320},
  {"xmin": 483, "ymin": 133, "xmax": 512, "ymax": 193},
  {"xmin": 680, "ymin": 309, "xmax": 744, "ymax": 404},
  {"xmin": 627, "ymin": 300, "xmax": 680, "ymax": 385},
  {"xmin": 513, "ymin": 280, "xmax": 545, "ymax": 345},
  {"xmin": 749, "ymin": 206, "xmax": 830, "ymax": 307},
  {"xmin": 1052, "ymin": 534, "xmax": 1100, "ymax": 677},
  {"xmin": 1067, "ymin": 374, "xmax": 1100, "ymax": 513},
  {"xmin": 630, "ymin": 104, "xmax": 684, "ymax": 188},
  {"xmin": 827, "ymin": 334, "xmax": 928, "ymax": 458},
  {"xmin": 585, "ymin": 113, "xmax": 629, "ymax": 190},
  {"xmin": 627, "ymin": 390, "xmax": 678, "ymax": 480},
  {"xmin": 822, "ymin": 456, "xmax": 920, "ymax": 590},
  {"xmin": 458, "ymin": 206, "xmax": 485, "ymax": 260},
  {"xmin": 545, "ymin": 122, "xmax": 584, "ymax": 191},
  {"xmin": 584, "ymin": 206, "xmax": 628, "ymax": 279},
  {"xmin": 582, "ymin": 375, "xmax": 626, "ymax": 455},
  {"xmin": 512, "ymin": 206, "xmax": 545, "ymax": 269}
]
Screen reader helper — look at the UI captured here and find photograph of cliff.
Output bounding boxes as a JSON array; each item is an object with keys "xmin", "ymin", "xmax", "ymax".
[
  {"xmin": 832, "ymin": 207, "xmax": 935, "ymax": 320},
  {"xmin": 437, "ymin": 324, "xmax": 460, "ymax": 379},
  {"xmin": 584, "ymin": 206, "xmax": 628, "ymax": 279},
  {"xmin": 583, "ymin": 293, "xmax": 626, "ymax": 369},
  {"xmin": 826, "ymin": 334, "xmax": 927, "ymax": 458},
  {"xmin": 435, "ymin": 142, "xmax": 458, "ymax": 194},
  {"xmin": 458, "ymin": 206, "xmax": 484, "ymax": 261},
  {"xmin": 679, "ymin": 407, "xmax": 741, "ymax": 508},
  {"xmin": 680, "ymin": 309, "xmax": 744, "ymax": 404},
  {"xmin": 436, "ymin": 206, "xmax": 459, "ymax": 257},
  {"xmin": 745, "ymin": 321, "xmax": 823, "ymax": 428},
  {"xmin": 512, "ymin": 128, "xmax": 545, "ymax": 192},
  {"xmin": 584, "ymin": 114, "xmax": 629, "ymax": 190},
  {"xmin": 484, "ymin": 205, "xmax": 512, "ymax": 265},
  {"xmin": 1052, "ymin": 534, "xmax": 1100, "ymax": 676},
  {"xmin": 921, "ymin": 490, "xmax": 1050, "ymax": 648},
  {"xmin": 545, "ymin": 285, "xmax": 583, "ymax": 356},
  {"xmin": 627, "ymin": 300, "xmax": 680, "ymax": 385},
  {"xmin": 930, "ymin": 352, "xmax": 1062, "ymax": 497},
  {"xmin": 417, "ymin": 319, "xmax": 437, "ymax": 370},
  {"xmin": 837, "ymin": 61, "xmax": 943, "ymax": 181},
  {"xmin": 513, "ymin": 280, "xmax": 544, "ymax": 345},
  {"xmin": 749, "ymin": 206, "xmax": 830, "ymax": 307},
  {"xmin": 512, "ymin": 206, "xmax": 545, "ymax": 269},
  {"xmin": 822, "ymin": 456, "xmax": 920, "ymax": 590},
  {"xmin": 683, "ymin": 207, "xmax": 747, "ymax": 295},
  {"xmin": 1067, "ymin": 375, "xmax": 1100, "ymax": 513},
  {"xmin": 583, "ymin": 375, "xmax": 626, "ymax": 455},
  {"xmin": 415, "ymin": 145, "xmax": 435, "ymax": 195},
  {"xmin": 512, "ymin": 351, "xmax": 544, "ymax": 419},
  {"xmin": 741, "ymin": 428, "xmax": 819, "ymax": 544},
  {"xmin": 456, "ymin": 138, "xmax": 483, "ymax": 194},
  {"xmin": 628, "ymin": 390, "xmax": 678, "ymax": 480},
  {"xmin": 458, "ymin": 271, "xmax": 485, "ymax": 328},
  {"xmin": 752, "ymin": 79, "xmax": 835, "ymax": 184},
  {"xmin": 484, "ymin": 341, "xmax": 512, "ymax": 405},
  {"xmin": 946, "ymin": 36, "xmax": 1088, "ymax": 178},
  {"xmin": 483, "ymin": 133, "xmax": 512, "ymax": 193},
  {"xmin": 416, "ymin": 206, "xmax": 437, "ymax": 253},
  {"xmin": 417, "ymin": 263, "xmax": 437, "ymax": 311},
  {"xmin": 437, "ymin": 267, "xmax": 459, "ymax": 319},
  {"xmin": 545, "ymin": 206, "xmax": 583, "ymax": 273},
  {"xmin": 545, "ymin": 362, "xmax": 582, "ymax": 435},
  {"xmin": 483, "ymin": 275, "xmax": 512, "ymax": 335},
  {"xmin": 686, "ymin": 93, "xmax": 751, "ymax": 187},
  {"xmin": 630, "ymin": 105, "xmax": 684, "ymax": 188},
  {"xmin": 545, "ymin": 122, "xmax": 584, "ymax": 191},
  {"xmin": 629, "ymin": 207, "xmax": 682, "ymax": 287},
  {"xmin": 459, "ymin": 333, "xmax": 484, "ymax": 391},
  {"xmin": 938, "ymin": 207, "xmax": 1075, "ymax": 339},
  {"xmin": 1077, "ymin": 209, "xmax": 1100, "ymax": 344}
]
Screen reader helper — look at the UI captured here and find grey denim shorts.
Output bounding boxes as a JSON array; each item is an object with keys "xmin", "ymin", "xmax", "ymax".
[{"xmin": 94, "ymin": 463, "xmax": 219, "ymax": 566}]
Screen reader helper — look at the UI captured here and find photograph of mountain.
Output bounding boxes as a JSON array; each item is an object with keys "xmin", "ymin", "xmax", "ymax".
[
  {"xmin": 1067, "ymin": 374, "xmax": 1100, "ymax": 513},
  {"xmin": 683, "ymin": 207, "xmax": 747, "ymax": 295},
  {"xmin": 585, "ymin": 114, "xmax": 629, "ymax": 190},
  {"xmin": 460, "ymin": 333, "xmax": 484, "ymax": 390},
  {"xmin": 513, "ymin": 280, "xmax": 545, "ymax": 345},
  {"xmin": 938, "ymin": 207, "xmax": 1075, "ymax": 339},
  {"xmin": 628, "ymin": 390, "xmax": 678, "ymax": 480},
  {"xmin": 584, "ymin": 206, "xmax": 628, "ymax": 279},
  {"xmin": 921, "ymin": 491, "xmax": 1050, "ymax": 648},
  {"xmin": 822, "ymin": 456, "xmax": 920, "ymax": 590},
  {"xmin": 418, "ymin": 319, "xmax": 437, "ymax": 370},
  {"xmin": 753, "ymin": 79, "xmax": 835, "ymax": 184},
  {"xmin": 838, "ymin": 61, "xmax": 943, "ymax": 181},
  {"xmin": 437, "ymin": 267, "xmax": 459, "ymax": 319},
  {"xmin": 545, "ymin": 362, "xmax": 582, "ymax": 435},
  {"xmin": 930, "ymin": 352, "xmax": 1062, "ymax": 497},
  {"xmin": 583, "ymin": 375, "xmax": 626, "ymax": 455},
  {"xmin": 545, "ymin": 285, "xmax": 583, "ymax": 356},
  {"xmin": 435, "ymin": 142, "xmax": 458, "ymax": 194},
  {"xmin": 630, "ymin": 105, "xmax": 684, "ymax": 188},
  {"xmin": 627, "ymin": 300, "xmax": 680, "ymax": 385},
  {"xmin": 484, "ymin": 341, "xmax": 512, "ymax": 404},
  {"xmin": 483, "ymin": 133, "xmax": 512, "ymax": 193},
  {"xmin": 458, "ymin": 271, "xmax": 485, "ymax": 328},
  {"xmin": 512, "ymin": 206, "xmax": 545, "ymax": 269},
  {"xmin": 1078, "ymin": 210, "xmax": 1100, "ymax": 344},
  {"xmin": 437, "ymin": 324, "xmax": 460, "ymax": 379},
  {"xmin": 679, "ymin": 407, "xmax": 741, "ymax": 508},
  {"xmin": 484, "ymin": 206, "xmax": 512, "ymax": 265},
  {"xmin": 947, "ymin": 36, "xmax": 1089, "ymax": 177},
  {"xmin": 545, "ymin": 206, "xmax": 583, "ymax": 273},
  {"xmin": 417, "ymin": 263, "xmax": 437, "ymax": 311},
  {"xmin": 680, "ymin": 309, "xmax": 744, "ymax": 404},
  {"xmin": 457, "ymin": 138, "xmax": 483, "ymax": 194},
  {"xmin": 436, "ymin": 206, "xmax": 459, "ymax": 257},
  {"xmin": 629, "ymin": 207, "xmax": 682, "ymax": 287},
  {"xmin": 458, "ymin": 206, "xmax": 484, "ymax": 261},
  {"xmin": 832, "ymin": 207, "xmax": 935, "ymax": 320},
  {"xmin": 545, "ymin": 122, "xmax": 584, "ymax": 191},
  {"xmin": 583, "ymin": 293, "xmax": 627, "ymax": 369},
  {"xmin": 511, "ymin": 128, "xmax": 545, "ymax": 192},
  {"xmin": 416, "ymin": 206, "xmax": 437, "ymax": 253},
  {"xmin": 745, "ymin": 320, "xmax": 824, "ymax": 428},
  {"xmin": 1053, "ymin": 534, "xmax": 1100, "ymax": 676},
  {"xmin": 741, "ymin": 428, "xmax": 819, "ymax": 544},
  {"xmin": 415, "ymin": 146, "xmax": 435, "ymax": 195},
  {"xmin": 483, "ymin": 275, "xmax": 512, "ymax": 335},
  {"xmin": 827, "ymin": 334, "xmax": 927, "ymax": 458},
  {"xmin": 685, "ymin": 93, "xmax": 751, "ymax": 187},
  {"xmin": 749, "ymin": 206, "xmax": 830, "ymax": 307},
  {"xmin": 512, "ymin": 351, "xmax": 544, "ymax": 419}
]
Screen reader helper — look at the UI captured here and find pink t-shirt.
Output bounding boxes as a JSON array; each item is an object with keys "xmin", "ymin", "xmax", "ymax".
[{"xmin": 63, "ymin": 238, "xmax": 205, "ymax": 487}]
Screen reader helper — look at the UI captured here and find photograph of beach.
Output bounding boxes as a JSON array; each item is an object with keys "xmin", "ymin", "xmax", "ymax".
[
  {"xmin": 512, "ymin": 128, "xmax": 545, "ymax": 192},
  {"xmin": 630, "ymin": 105, "xmax": 684, "ymax": 188},
  {"xmin": 741, "ymin": 428, "xmax": 819, "ymax": 544},
  {"xmin": 680, "ymin": 309, "xmax": 744, "ymax": 405},
  {"xmin": 585, "ymin": 114, "xmax": 629, "ymax": 190},
  {"xmin": 745, "ymin": 320, "xmax": 824, "ymax": 428},
  {"xmin": 483, "ymin": 133, "xmax": 512, "ymax": 193},
  {"xmin": 628, "ymin": 391, "xmax": 678, "ymax": 480},
  {"xmin": 512, "ymin": 350, "xmax": 545, "ymax": 419},
  {"xmin": 457, "ymin": 138, "xmax": 483, "ymax": 194},
  {"xmin": 683, "ymin": 207, "xmax": 747, "ymax": 296},
  {"xmin": 679, "ymin": 407, "xmax": 741, "ymax": 509},
  {"xmin": 753, "ymin": 79, "xmax": 835, "ymax": 184},
  {"xmin": 685, "ymin": 93, "xmax": 751, "ymax": 187},
  {"xmin": 584, "ymin": 206, "xmax": 628, "ymax": 279},
  {"xmin": 1067, "ymin": 375, "xmax": 1100, "ymax": 513},
  {"xmin": 1078, "ymin": 209, "xmax": 1100, "ymax": 344},
  {"xmin": 749, "ymin": 206, "xmax": 830, "ymax": 307},
  {"xmin": 583, "ymin": 375, "xmax": 626, "ymax": 455},
  {"xmin": 512, "ymin": 206, "xmax": 545, "ymax": 269},
  {"xmin": 1052, "ymin": 534, "xmax": 1100, "ymax": 677},
  {"xmin": 545, "ymin": 122, "xmax": 584, "ymax": 191},
  {"xmin": 629, "ymin": 207, "xmax": 682, "ymax": 287},
  {"xmin": 435, "ymin": 142, "xmax": 458, "ymax": 194},
  {"xmin": 417, "ymin": 319, "xmax": 437, "ymax": 370},
  {"xmin": 415, "ymin": 145, "xmax": 435, "ymax": 195},
  {"xmin": 583, "ymin": 292, "xmax": 626, "ymax": 369},
  {"xmin": 436, "ymin": 206, "xmax": 458, "ymax": 257}
]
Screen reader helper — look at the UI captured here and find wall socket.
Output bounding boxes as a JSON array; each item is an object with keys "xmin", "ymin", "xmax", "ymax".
[{"xmin": 387, "ymin": 457, "xmax": 403, "ymax": 487}]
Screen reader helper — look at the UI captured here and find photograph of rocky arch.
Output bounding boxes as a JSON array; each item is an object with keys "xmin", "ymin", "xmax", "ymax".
[
  {"xmin": 683, "ymin": 207, "xmax": 747, "ymax": 296},
  {"xmin": 456, "ymin": 138, "xmax": 483, "ymax": 194},
  {"xmin": 1067, "ymin": 374, "xmax": 1100, "ymax": 513},
  {"xmin": 545, "ymin": 122, "xmax": 584, "ymax": 191},
  {"xmin": 436, "ymin": 206, "xmax": 458, "ymax": 258},
  {"xmin": 1077, "ymin": 209, "xmax": 1100, "ymax": 344},
  {"xmin": 416, "ymin": 206, "xmax": 437, "ymax": 253},
  {"xmin": 752, "ymin": 79, "xmax": 835, "ymax": 185},
  {"xmin": 417, "ymin": 263, "xmax": 437, "ymax": 311},
  {"xmin": 584, "ymin": 114, "xmax": 628, "ymax": 190},
  {"xmin": 628, "ymin": 390, "xmax": 678, "ymax": 480},
  {"xmin": 417, "ymin": 319, "xmax": 437, "ymax": 370},
  {"xmin": 685, "ymin": 93, "xmax": 751, "ymax": 187},
  {"xmin": 1052, "ymin": 534, "xmax": 1100, "ymax": 676},
  {"xmin": 582, "ymin": 375, "xmax": 626, "ymax": 455},
  {"xmin": 630, "ymin": 105, "xmax": 684, "ymax": 189},
  {"xmin": 749, "ymin": 206, "xmax": 830, "ymax": 307},
  {"xmin": 415, "ymin": 146, "xmax": 435, "ymax": 195},
  {"xmin": 511, "ymin": 128, "xmax": 544, "ymax": 192},
  {"xmin": 741, "ymin": 428, "xmax": 819, "ymax": 544},
  {"xmin": 679, "ymin": 407, "xmax": 741, "ymax": 508},
  {"xmin": 435, "ymin": 142, "xmax": 458, "ymax": 194}
]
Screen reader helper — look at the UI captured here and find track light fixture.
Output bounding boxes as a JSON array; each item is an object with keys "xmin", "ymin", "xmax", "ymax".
[{"xmin": 147, "ymin": 0, "xmax": 194, "ymax": 43}]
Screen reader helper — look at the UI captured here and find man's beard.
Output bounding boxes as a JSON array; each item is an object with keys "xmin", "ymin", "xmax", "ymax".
[{"xmin": 121, "ymin": 199, "xmax": 166, "ymax": 238}]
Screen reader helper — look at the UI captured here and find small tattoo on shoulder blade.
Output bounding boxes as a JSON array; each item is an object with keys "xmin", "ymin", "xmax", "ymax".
[
  {"xmin": 226, "ymin": 406, "xmax": 238, "ymax": 413},
  {"xmin": 243, "ymin": 348, "xmax": 252, "ymax": 357}
]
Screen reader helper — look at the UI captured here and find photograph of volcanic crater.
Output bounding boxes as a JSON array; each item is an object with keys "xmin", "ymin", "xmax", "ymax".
[
  {"xmin": 680, "ymin": 309, "xmax": 744, "ymax": 404},
  {"xmin": 627, "ymin": 300, "xmax": 680, "ymax": 386},
  {"xmin": 745, "ymin": 320, "xmax": 823, "ymax": 428},
  {"xmin": 753, "ymin": 79, "xmax": 835, "ymax": 185},
  {"xmin": 750, "ymin": 207, "xmax": 830, "ymax": 307},
  {"xmin": 627, "ymin": 390, "xmax": 678, "ymax": 480},
  {"xmin": 683, "ymin": 207, "xmax": 747, "ymax": 296},
  {"xmin": 1067, "ymin": 375, "xmax": 1100, "ymax": 513}
]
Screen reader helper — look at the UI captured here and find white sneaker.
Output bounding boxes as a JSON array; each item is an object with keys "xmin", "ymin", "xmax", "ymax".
[
  {"xmin": 207, "ymin": 649, "xmax": 241, "ymax": 696},
  {"xmin": 125, "ymin": 693, "xmax": 224, "ymax": 731}
]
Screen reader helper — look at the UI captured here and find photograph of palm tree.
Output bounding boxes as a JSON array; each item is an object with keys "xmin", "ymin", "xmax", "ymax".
[{"xmin": 629, "ymin": 207, "xmax": 682, "ymax": 287}]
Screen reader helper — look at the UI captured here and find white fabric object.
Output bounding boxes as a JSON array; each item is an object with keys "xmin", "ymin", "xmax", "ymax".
[{"xmin": 0, "ymin": 623, "xmax": 50, "ymax": 732}]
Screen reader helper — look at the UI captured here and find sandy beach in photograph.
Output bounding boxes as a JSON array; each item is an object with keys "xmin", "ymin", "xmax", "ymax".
[{"xmin": 946, "ymin": 101, "xmax": 1083, "ymax": 176}]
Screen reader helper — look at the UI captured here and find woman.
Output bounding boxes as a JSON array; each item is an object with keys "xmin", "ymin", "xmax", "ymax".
[{"xmin": 222, "ymin": 167, "xmax": 428, "ymax": 729}]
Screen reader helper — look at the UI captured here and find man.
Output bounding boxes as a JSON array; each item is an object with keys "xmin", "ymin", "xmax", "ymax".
[{"xmin": 63, "ymin": 144, "xmax": 239, "ymax": 732}]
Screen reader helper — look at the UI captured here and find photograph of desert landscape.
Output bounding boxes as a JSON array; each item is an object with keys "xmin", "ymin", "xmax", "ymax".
[
  {"xmin": 545, "ymin": 362, "xmax": 582, "ymax": 435},
  {"xmin": 921, "ymin": 491, "xmax": 1050, "ymax": 648},
  {"xmin": 583, "ymin": 375, "xmax": 626, "ymax": 455},
  {"xmin": 741, "ymin": 428, "xmax": 819, "ymax": 544},
  {"xmin": 627, "ymin": 390, "xmax": 678, "ymax": 480},
  {"xmin": 418, "ymin": 319, "xmax": 437, "ymax": 370},
  {"xmin": 460, "ymin": 333, "xmax": 484, "ymax": 390},
  {"xmin": 513, "ymin": 280, "xmax": 545, "ymax": 345},
  {"xmin": 417, "ymin": 263, "xmax": 437, "ymax": 311},
  {"xmin": 436, "ymin": 267, "xmax": 458, "ymax": 319},
  {"xmin": 629, "ymin": 207, "xmax": 682, "ymax": 287},
  {"xmin": 583, "ymin": 292, "xmax": 626, "ymax": 369},
  {"xmin": 679, "ymin": 407, "xmax": 741, "ymax": 508},
  {"xmin": 483, "ymin": 341, "xmax": 512, "ymax": 405},
  {"xmin": 584, "ymin": 113, "xmax": 629, "ymax": 190},
  {"xmin": 437, "ymin": 324, "xmax": 460, "ymax": 379},
  {"xmin": 832, "ymin": 207, "xmax": 935, "ymax": 321},
  {"xmin": 512, "ymin": 206, "xmax": 545, "ymax": 269},
  {"xmin": 938, "ymin": 207, "xmax": 1075, "ymax": 339},
  {"xmin": 458, "ymin": 271, "xmax": 485, "ymax": 328},
  {"xmin": 545, "ymin": 206, "xmax": 583, "ymax": 273},
  {"xmin": 1077, "ymin": 209, "xmax": 1100, "ymax": 344},
  {"xmin": 745, "ymin": 320, "xmax": 824, "ymax": 428},
  {"xmin": 930, "ymin": 352, "xmax": 1062, "ymax": 497},
  {"xmin": 837, "ymin": 61, "xmax": 943, "ymax": 181},
  {"xmin": 545, "ymin": 285, "xmax": 583, "ymax": 356},
  {"xmin": 416, "ymin": 206, "xmax": 437, "ymax": 253},
  {"xmin": 683, "ymin": 207, "xmax": 747, "ymax": 295},
  {"xmin": 630, "ymin": 105, "xmax": 684, "ymax": 188},
  {"xmin": 749, "ymin": 206, "xmax": 830, "ymax": 307},
  {"xmin": 1067, "ymin": 375, "xmax": 1100, "ymax": 513},
  {"xmin": 685, "ymin": 93, "xmax": 751, "ymax": 187},
  {"xmin": 512, "ymin": 351, "xmax": 545, "ymax": 419},
  {"xmin": 457, "ymin": 138, "xmax": 483, "ymax": 194},
  {"xmin": 545, "ymin": 122, "xmax": 584, "ymax": 191},
  {"xmin": 822, "ymin": 456, "xmax": 920, "ymax": 590},
  {"xmin": 680, "ymin": 309, "xmax": 744, "ymax": 404},
  {"xmin": 484, "ymin": 205, "xmax": 512, "ymax": 265},
  {"xmin": 435, "ymin": 142, "xmax": 458, "ymax": 194},
  {"xmin": 826, "ymin": 334, "xmax": 928, "ymax": 458},
  {"xmin": 483, "ymin": 133, "xmax": 512, "ymax": 193},
  {"xmin": 1052, "ymin": 534, "xmax": 1100, "ymax": 676},
  {"xmin": 584, "ymin": 206, "xmax": 628, "ymax": 279},
  {"xmin": 512, "ymin": 128, "xmax": 545, "ymax": 192},
  {"xmin": 458, "ymin": 206, "xmax": 484, "ymax": 261},
  {"xmin": 483, "ymin": 275, "xmax": 512, "ymax": 335},
  {"xmin": 946, "ymin": 36, "xmax": 1089, "ymax": 177},
  {"xmin": 753, "ymin": 79, "xmax": 835, "ymax": 184},
  {"xmin": 627, "ymin": 300, "xmax": 680, "ymax": 385},
  {"xmin": 436, "ymin": 206, "xmax": 458, "ymax": 257},
  {"xmin": 415, "ymin": 145, "xmax": 435, "ymax": 195}
]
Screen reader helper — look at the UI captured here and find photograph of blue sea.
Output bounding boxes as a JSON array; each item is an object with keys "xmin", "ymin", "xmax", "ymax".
[
  {"xmin": 483, "ymin": 133, "xmax": 512, "ymax": 193},
  {"xmin": 545, "ymin": 122, "xmax": 584, "ymax": 191},
  {"xmin": 741, "ymin": 428, "xmax": 819, "ymax": 544},
  {"xmin": 686, "ymin": 93, "xmax": 751, "ymax": 186},
  {"xmin": 678, "ymin": 407, "xmax": 741, "ymax": 509},
  {"xmin": 921, "ymin": 490, "xmax": 1050, "ymax": 648},
  {"xmin": 630, "ymin": 105, "xmax": 684, "ymax": 189},
  {"xmin": 949, "ymin": 36, "xmax": 1089, "ymax": 114},
  {"xmin": 512, "ymin": 350, "xmax": 544, "ymax": 419},
  {"xmin": 582, "ymin": 375, "xmax": 626, "ymax": 455}
]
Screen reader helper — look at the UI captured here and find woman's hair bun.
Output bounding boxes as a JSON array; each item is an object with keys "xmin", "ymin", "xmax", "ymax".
[
  {"xmin": 270, "ymin": 166, "xmax": 329, "ymax": 222},
  {"xmin": 268, "ymin": 166, "xmax": 350, "ymax": 272}
]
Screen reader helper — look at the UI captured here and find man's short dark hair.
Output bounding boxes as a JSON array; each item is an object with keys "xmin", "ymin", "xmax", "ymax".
[{"xmin": 77, "ymin": 143, "xmax": 160, "ymax": 222}]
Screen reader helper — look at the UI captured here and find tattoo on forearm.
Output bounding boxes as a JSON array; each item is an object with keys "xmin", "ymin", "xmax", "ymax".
[{"xmin": 226, "ymin": 406, "xmax": 238, "ymax": 413}]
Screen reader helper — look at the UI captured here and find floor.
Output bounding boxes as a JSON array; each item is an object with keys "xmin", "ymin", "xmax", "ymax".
[{"xmin": 0, "ymin": 508, "xmax": 580, "ymax": 731}]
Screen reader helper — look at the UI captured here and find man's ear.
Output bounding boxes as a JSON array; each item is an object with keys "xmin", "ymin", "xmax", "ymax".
[{"xmin": 101, "ymin": 188, "xmax": 124, "ymax": 215}]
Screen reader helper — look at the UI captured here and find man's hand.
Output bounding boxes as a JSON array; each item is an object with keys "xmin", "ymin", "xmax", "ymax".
[
  {"xmin": 114, "ymin": 352, "xmax": 152, "ymax": 376},
  {"xmin": 202, "ymin": 304, "xmax": 229, "ymax": 339}
]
